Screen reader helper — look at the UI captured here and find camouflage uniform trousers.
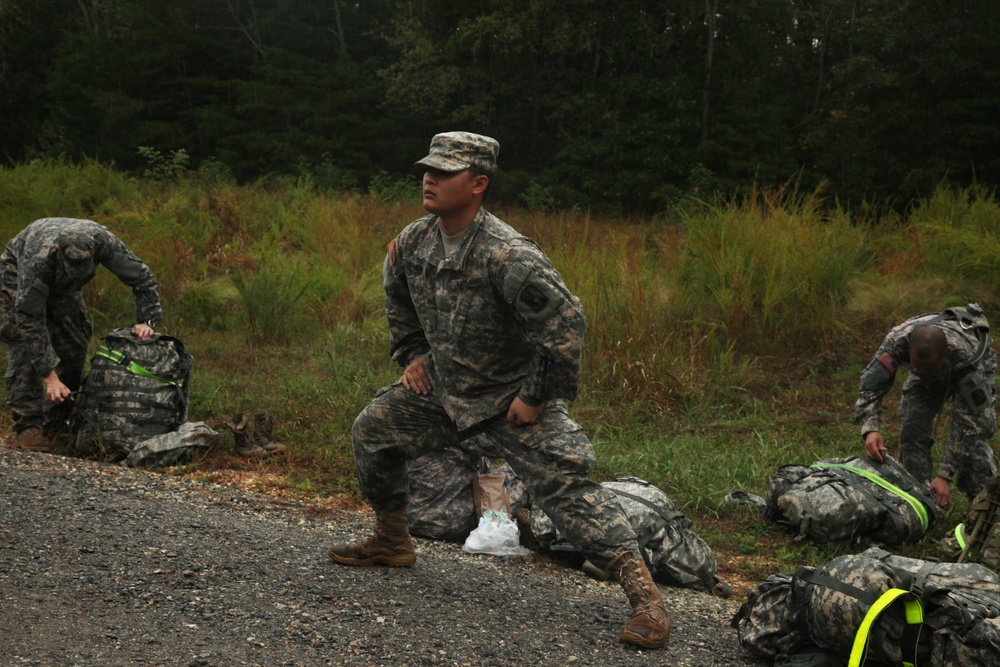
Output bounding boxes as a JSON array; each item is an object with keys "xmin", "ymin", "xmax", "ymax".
[
  {"xmin": 898, "ymin": 358, "xmax": 997, "ymax": 499},
  {"xmin": 3, "ymin": 289, "xmax": 91, "ymax": 435},
  {"xmin": 352, "ymin": 383, "xmax": 640, "ymax": 571}
]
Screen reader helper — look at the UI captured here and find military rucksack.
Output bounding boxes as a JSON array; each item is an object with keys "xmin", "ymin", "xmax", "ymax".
[
  {"xmin": 531, "ymin": 477, "xmax": 724, "ymax": 593},
  {"xmin": 939, "ymin": 475, "xmax": 1000, "ymax": 570},
  {"xmin": 765, "ymin": 455, "xmax": 941, "ymax": 547},
  {"xmin": 72, "ymin": 327, "xmax": 193, "ymax": 463},
  {"xmin": 733, "ymin": 546, "xmax": 1000, "ymax": 666}
]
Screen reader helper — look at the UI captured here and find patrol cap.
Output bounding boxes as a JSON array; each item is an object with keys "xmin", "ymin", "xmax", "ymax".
[
  {"xmin": 56, "ymin": 222, "xmax": 96, "ymax": 279},
  {"xmin": 414, "ymin": 132, "xmax": 499, "ymax": 174}
]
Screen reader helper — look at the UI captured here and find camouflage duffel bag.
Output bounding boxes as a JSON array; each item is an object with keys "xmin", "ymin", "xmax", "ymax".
[
  {"xmin": 765, "ymin": 455, "xmax": 941, "ymax": 547},
  {"xmin": 532, "ymin": 477, "xmax": 722, "ymax": 593},
  {"xmin": 72, "ymin": 327, "xmax": 192, "ymax": 461}
]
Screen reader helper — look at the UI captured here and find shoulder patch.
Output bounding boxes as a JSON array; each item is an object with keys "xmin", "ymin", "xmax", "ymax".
[
  {"xmin": 385, "ymin": 239, "xmax": 397, "ymax": 268},
  {"xmin": 879, "ymin": 352, "xmax": 899, "ymax": 373}
]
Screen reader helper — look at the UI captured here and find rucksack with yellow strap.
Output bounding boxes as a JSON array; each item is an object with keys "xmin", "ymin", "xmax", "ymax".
[
  {"xmin": 765, "ymin": 455, "xmax": 941, "ymax": 547},
  {"xmin": 733, "ymin": 547, "xmax": 1000, "ymax": 665},
  {"xmin": 72, "ymin": 326, "xmax": 194, "ymax": 463}
]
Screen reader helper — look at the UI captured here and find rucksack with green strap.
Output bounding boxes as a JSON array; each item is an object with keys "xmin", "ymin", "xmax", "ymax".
[
  {"xmin": 733, "ymin": 546, "xmax": 1000, "ymax": 666},
  {"xmin": 765, "ymin": 455, "xmax": 941, "ymax": 547},
  {"xmin": 72, "ymin": 327, "xmax": 193, "ymax": 462},
  {"xmin": 939, "ymin": 475, "xmax": 1000, "ymax": 570}
]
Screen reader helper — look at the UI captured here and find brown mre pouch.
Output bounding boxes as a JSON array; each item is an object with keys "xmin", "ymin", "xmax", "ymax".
[{"xmin": 473, "ymin": 472, "xmax": 511, "ymax": 517}]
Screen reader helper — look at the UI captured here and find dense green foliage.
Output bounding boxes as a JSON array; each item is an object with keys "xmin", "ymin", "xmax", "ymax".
[{"xmin": 2, "ymin": 0, "xmax": 999, "ymax": 213}]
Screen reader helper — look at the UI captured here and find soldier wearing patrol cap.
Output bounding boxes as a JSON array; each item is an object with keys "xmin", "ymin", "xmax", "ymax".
[
  {"xmin": 0, "ymin": 218, "xmax": 162, "ymax": 452},
  {"xmin": 328, "ymin": 131, "xmax": 671, "ymax": 649},
  {"xmin": 858, "ymin": 304, "xmax": 997, "ymax": 509}
]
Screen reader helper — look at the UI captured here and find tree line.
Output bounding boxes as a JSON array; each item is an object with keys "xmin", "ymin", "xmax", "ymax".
[{"xmin": 1, "ymin": 0, "xmax": 998, "ymax": 213}]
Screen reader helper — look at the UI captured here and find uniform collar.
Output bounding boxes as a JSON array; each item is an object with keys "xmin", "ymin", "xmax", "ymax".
[{"xmin": 416, "ymin": 208, "xmax": 486, "ymax": 270}]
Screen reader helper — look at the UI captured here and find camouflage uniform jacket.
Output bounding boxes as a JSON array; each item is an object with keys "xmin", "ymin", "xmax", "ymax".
[
  {"xmin": 855, "ymin": 310, "xmax": 994, "ymax": 478},
  {"xmin": 1, "ymin": 218, "xmax": 162, "ymax": 377},
  {"xmin": 384, "ymin": 208, "xmax": 586, "ymax": 430}
]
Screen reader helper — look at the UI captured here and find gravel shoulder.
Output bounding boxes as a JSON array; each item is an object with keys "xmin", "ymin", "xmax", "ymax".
[{"xmin": 0, "ymin": 447, "xmax": 766, "ymax": 667}]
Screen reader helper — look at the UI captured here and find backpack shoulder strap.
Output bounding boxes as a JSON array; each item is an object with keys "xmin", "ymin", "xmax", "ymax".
[{"xmin": 848, "ymin": 588, "xmax": 924, "ymax": 667}]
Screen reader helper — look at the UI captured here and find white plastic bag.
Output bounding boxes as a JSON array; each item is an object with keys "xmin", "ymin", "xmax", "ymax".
[{"xmin": 463, "ymin": 509, "xmax": 531, "ymax": 556}]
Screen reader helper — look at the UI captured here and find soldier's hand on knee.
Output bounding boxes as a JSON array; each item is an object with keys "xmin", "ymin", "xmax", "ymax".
[{"xmin": 402, "ymin": 356, "xmax": 432, "ymax": 395}]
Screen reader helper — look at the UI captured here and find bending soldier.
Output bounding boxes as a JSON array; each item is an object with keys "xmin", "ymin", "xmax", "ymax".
[
  {"xmin": 1, "ymin": 218, "xmax": 162, "ymax": 452},
  {"xmin": 858, "ymin": 304, "xmax": 997, "ymax": 509}
]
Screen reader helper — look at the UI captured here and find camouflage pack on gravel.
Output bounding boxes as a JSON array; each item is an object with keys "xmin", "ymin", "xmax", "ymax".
[
  {"xmin": 531, "ymin": 477, "xmax": 721, "ymax": 592},
  {"xmin": 733, "ymin": 546, "xmax": 1000, "ymax": 666},
  {"xmin": 72, "ymin": 327, "xmax": 193, "ymax": 463},
  {"xmin": 765, "ymin": 455, "xmax": 941, "ymax": 547}
]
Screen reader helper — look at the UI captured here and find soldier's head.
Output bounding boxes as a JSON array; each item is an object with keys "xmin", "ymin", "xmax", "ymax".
[
  {"xmin": 909, "ymin": 325, "xmax": 950, "ymax": 375},
  {"xmin": 55, "ymin": 222, "xmax": 96, "ymax": 280},
  {"xmin": 415, "ymin": 132, "xmax": 498, "ymax": 208}
]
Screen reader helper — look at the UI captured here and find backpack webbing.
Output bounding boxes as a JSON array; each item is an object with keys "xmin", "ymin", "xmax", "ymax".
[{"xmin": 96, "ymin": 345, "xmax": 186, "ymax": 388}]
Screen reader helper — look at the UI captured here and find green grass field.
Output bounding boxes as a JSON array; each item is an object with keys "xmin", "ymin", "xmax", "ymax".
[{"xmin": 3, "ymin": 160, "xmax": 999, "ymax": 595}]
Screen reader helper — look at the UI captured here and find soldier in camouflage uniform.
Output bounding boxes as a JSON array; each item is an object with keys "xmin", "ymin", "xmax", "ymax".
[
  {"xmin": 0, "ymin": 218, "xmax": 162, "ymax": 452},
  {"xmin": 857, "ymin": 304, "xmax": 997, "ymax": 510},
  {"xmin": 328, "ymin": 132, "xmax": 671, "ymax": 649}
]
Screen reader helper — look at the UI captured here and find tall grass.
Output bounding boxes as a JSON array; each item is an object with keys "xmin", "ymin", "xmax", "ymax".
[
  {"xmin": 911, "ymin": 184, "xmax": 1000, "ymax": 295},
  {"xmin": 674, "ymin": 184, "xmax": 866, "ymax": 353}
]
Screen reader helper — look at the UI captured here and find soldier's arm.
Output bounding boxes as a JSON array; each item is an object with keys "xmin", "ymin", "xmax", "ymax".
[
  {"xmin": 97, "ymin": 233, "xmax": 162, "ymax": 324},
  {"xmin": 500, "ymin": 242, "xmax": 585, "ymax": 405},
  {"xmin": 13, "ymin": 258, "xmax": 60, "ymax": 377},
  {"xmin": 855, "ymin": 336, "xmax": 905, "ymax": 438},
  {"xmin": 384, "ymin": 238, "xmax": 429, "ymax": 367}
]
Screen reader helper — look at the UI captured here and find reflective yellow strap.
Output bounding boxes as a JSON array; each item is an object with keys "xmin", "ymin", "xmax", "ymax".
[
  {"xmin": 848, "ymin": 588, "xmax": 924, "ymax": 667},
  {"xmin": 956, "ymin": 523, "xmax": 968, "ymax": 550}
]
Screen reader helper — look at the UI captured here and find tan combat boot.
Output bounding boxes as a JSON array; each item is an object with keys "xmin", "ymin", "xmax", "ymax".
[
  {"xmin": 327, "ymin": 507, "xmax": 416, "ymax": 567},
  {"xmin": 12, "ymin": 427, "xmax": 53, "ymax": 453},
  {"xmin": 251, "ymin": 412, "xmax": 287, "ymax": 454},
  {"xmin": 224, "ymin": 413, "xmax": 268, "ymax": 458},
  {"xmin": 610, "ymin": 551, "xmax": 671, "ymax": 649}
]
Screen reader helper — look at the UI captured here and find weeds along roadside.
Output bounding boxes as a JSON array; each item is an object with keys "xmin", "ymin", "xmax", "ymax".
[{"xmin": 1, "ymin": 160, "xmax": 999, "ymax": 580}]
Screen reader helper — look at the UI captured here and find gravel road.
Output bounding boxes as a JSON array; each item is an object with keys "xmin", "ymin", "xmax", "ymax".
[{"xmin": 0, "ymin": 446, "xmax": 766, "ymax": 667}]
